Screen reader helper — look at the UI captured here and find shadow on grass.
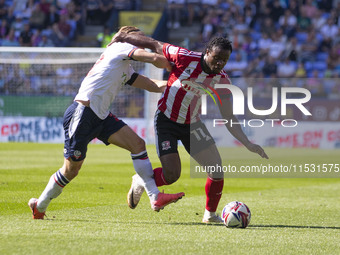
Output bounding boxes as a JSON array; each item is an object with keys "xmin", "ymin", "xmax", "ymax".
[
  {"xmin": 51, "ymin": 218, "xmax": 340, "ymax": 229},
  {"xmin": 52, "ymin": 218, "xmax": 223, "ymax": 227},
  {"xmin": 250, "ymin": 225, "xmax": 340, "ymax": 230}
]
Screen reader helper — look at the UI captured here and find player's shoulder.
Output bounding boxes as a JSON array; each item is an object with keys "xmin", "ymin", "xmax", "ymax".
[
  {"xmin": 105, "ymin": 42, "xmax": 137, "ymax": 59},
  {"xmin": 107, "ymin": 42, "xmax": 135, "ymax": 52},
  {"xmin": 165, "ymin": 43, "xmax": 201, "ymax": 59},
  {"xmin": 175, "ymin": 45, "xmax": 201, "ymax": 59},
  {"xmin": 179, "ymin": 48, "xmax": 201, "ymax": 60}
]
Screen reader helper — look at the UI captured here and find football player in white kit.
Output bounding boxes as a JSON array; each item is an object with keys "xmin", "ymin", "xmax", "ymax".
[{"xmin": 28, "ymin": 26, "xmax": 185, "ymax": 219}]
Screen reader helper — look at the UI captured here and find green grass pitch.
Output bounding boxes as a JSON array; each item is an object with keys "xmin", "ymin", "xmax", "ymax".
[{"xmin": 0, "ymin": 143, "xmax": 339, "ymax": 254}]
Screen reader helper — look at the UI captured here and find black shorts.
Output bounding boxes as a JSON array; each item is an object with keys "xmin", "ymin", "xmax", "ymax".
[
  {"xmin": 63, "ymin": 102, "xmax": 126, "ymax": 161},
  {"xmin": 154, "ymin": 111, "xmax": 215, "ymax": 157}
]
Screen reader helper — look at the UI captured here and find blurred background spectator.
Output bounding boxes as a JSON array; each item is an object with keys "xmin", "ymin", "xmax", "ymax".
[
  {"xmin": 167, "ymin": 0, "xmax": 185, "ymax": 29},
  {"xmin": 0, "ymin": 0, "xmax": 338, "ymax": 100},
  {"xmin": 96, "ymin": 25, "xmax": 115, "ymax": 47}
]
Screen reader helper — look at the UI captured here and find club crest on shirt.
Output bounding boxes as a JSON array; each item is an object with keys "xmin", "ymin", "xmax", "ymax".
[
  {"xmin": 73, "ymin": 150, "xmax": 82, "ymax": 159},
  {"xmin": 161, "ymin": 141, "xmax": 171, "ymax": 150}
]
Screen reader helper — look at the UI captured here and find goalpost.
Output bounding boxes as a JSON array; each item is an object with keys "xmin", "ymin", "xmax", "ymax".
[{"xmin": 0, "ymin": 47, "xmax": 163, "ymax": 144}]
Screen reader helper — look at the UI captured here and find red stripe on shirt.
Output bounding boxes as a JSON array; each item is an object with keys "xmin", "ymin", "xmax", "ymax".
[{"xmin": 170, "ymin": 88, "xmax": 187, "ymax": 122}]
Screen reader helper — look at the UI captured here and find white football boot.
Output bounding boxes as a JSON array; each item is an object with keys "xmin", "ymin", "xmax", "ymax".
[
  {"xmin": 127, "ymin": 174, "xmax": 145, "ymax": 209},
  {"xmin": 202, "ymin": 210, "xmax": 223, "ymax": 223},
  {"xmin": 202, "ymin": 215, "xmax": 223, "ymax": 223}
]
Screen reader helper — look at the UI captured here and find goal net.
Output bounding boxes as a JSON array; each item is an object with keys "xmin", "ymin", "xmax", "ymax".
[{"xmin": 0, "ymin": 47, "xmax": 162, "ymax": 143}]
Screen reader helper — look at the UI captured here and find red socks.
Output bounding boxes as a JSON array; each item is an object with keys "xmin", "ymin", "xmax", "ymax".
[
  {"xmin": 153, "ymin": 167, "xmax": 168, "ymax": 187},
  {"xmin": 205, "ymin": 177, "xmax": 224, "ymax": 212}
]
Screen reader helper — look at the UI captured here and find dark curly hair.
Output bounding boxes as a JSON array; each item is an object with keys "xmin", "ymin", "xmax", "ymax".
[{"xmin": 204, "ymin": 37, "xmax": 233, "ymax": 54}]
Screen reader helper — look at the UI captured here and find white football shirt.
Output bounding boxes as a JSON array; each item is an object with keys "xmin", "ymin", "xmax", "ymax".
[{"xmin": 74, "ymin": 42, "xmax": 137, "ymax": 119}]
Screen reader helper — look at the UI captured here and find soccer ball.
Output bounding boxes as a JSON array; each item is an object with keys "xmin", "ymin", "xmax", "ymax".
[{"xmin": 221, "ymin": 201, "xmax": 251, "ymax": 228}]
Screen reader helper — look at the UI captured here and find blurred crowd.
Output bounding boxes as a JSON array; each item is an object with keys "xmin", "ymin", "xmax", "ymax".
[
  {"xmin": 0, "ymin": 0, "xmax": 139, "ymax": 47},
  {"xmin": 0, "ymin": 61, "xmax": 144, "ymax": 117},
  {"xmin": 0, "ymin": 0, "xmax": 339, "ymax": 99},
  {"xmin": 0, "ymin": 63, "xmax": 90, "ymax": 94},
  {"xmin": 167, "ymin": 0, "xmax": 340, "ymax": 98}
]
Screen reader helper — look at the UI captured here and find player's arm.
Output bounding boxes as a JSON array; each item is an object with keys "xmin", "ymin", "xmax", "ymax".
[
  {"xmin": 218, "ymin": 96, "xmax": 269, "ymax": 159},
  {"xmin": 151, "ymin": 79, "xmax": 167, "ymax": 92},
  {"xmin": 131, "ymin": 48, "xmax": 172, "ymax": 72},
  {"xmin": 129, "ymin": 74, "xmax": 166, "ymax": 93},
  {"xmin": 110, "ymin": 32, "xmax": 164, "ymax": 54}
]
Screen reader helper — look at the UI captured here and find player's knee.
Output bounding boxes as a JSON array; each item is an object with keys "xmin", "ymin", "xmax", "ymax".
[
  {"xmin": 163, "ymin": 169, "xmax": 181, "ymax": 184},
  {"xmin": 132, "ymin": 138, "xmax": 146, "ymax": 154}
]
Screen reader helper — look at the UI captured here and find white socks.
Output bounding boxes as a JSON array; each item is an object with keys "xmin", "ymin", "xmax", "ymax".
[
  {"xmin": 36, "ymin": 150, "xmax": 159, "ymax": 212},
  {"xmin": 131, "ymin": 151, "xmax": 160, "ymax": 201},
  {"xmin": 37, "ymin": 169, "xmax": 69, "ymax": 212}
]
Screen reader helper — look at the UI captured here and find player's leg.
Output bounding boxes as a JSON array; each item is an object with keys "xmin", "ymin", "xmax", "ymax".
[
  {"xmin": 29, "ymin": 102, "xmax": 96, "ymax": 219},
  {"xmin": 153, "ymin": 111, "xmax": 183, "ymax": 186},
  {"xmin": 107, "ymin": 124, "xmax": 160, "ymax": 201},
  {"xmin": 188, "ymin": 121, "xmax": 224, "ymax": 223},
  {"xmin": 30, "ymin": 158, "xmax": 84, "ymax": 218},
  {"xmin": 60, "ymin": 157, "xmax": 84, "ymax": 181},
  {"xmin": 155, "ymin": 153, "xmax": 181, "ymax": 185},
  {"xmin": 191, "ymin": 144, "xmax": 224, "ymax": 223},
  {"xmin": 103, "ymin": 115, "xmax": 184, "ymax": 211}
]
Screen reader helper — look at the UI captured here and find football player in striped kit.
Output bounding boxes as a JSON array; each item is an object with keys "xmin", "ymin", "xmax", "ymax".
[
  {"xmin": 111, "ymin": 31, "xmax": 268, "ymax": 223},
  {"xmin": 28, "ymin": 26, "xmax": 185, "ymax": 220}
]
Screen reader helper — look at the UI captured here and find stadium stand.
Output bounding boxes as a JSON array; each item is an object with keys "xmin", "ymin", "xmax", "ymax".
[
  {"xmin": 165, "ymin": 0, "xmax": 339, "ymax": 98},
  {"xmin": 0, "ymin": 0, "xmax": 339, "ymax": 99}
]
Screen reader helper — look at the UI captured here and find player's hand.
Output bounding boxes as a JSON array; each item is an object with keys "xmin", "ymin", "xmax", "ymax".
[
  {"xmin": 108, "ymin": 31, "xmax": 124, "ymax": 46},
  {"xmin": 245, "ymin": 143, "xmax": 269, "ymax": 159},
  {"xmin": 164, "ymin": 61, "xmax": 172, "ymax": 72}
]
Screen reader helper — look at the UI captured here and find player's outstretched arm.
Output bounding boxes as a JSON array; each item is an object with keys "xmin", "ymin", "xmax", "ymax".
[
  {"xmin": 110, "ymin": 32, "xmax": 164, "ymax": 54},
  {"xmin": 131, "ymin": 75, "xmax": 166, "ymax": 93},
  {"xmin": 218, "ymin": 97, "xmax": 269, "ymax": 159},
  {"xmin": 132, "ymin": 49, "xmax": 171, "ymax": 72},
  {"xmin": 151, "ymin": 79, "xmax": 167, "ymax": 92}
]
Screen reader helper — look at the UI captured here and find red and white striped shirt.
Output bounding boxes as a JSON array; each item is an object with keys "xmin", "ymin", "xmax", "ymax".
[{"xmin": 158, "ymin": 43, "xmax": 231, "ymax": 124}]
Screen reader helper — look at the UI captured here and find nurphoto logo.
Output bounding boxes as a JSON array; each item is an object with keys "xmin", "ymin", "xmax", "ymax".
[{"xmin": 201, "ymin": 84, "xmax": 312, "ymax": 128}]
